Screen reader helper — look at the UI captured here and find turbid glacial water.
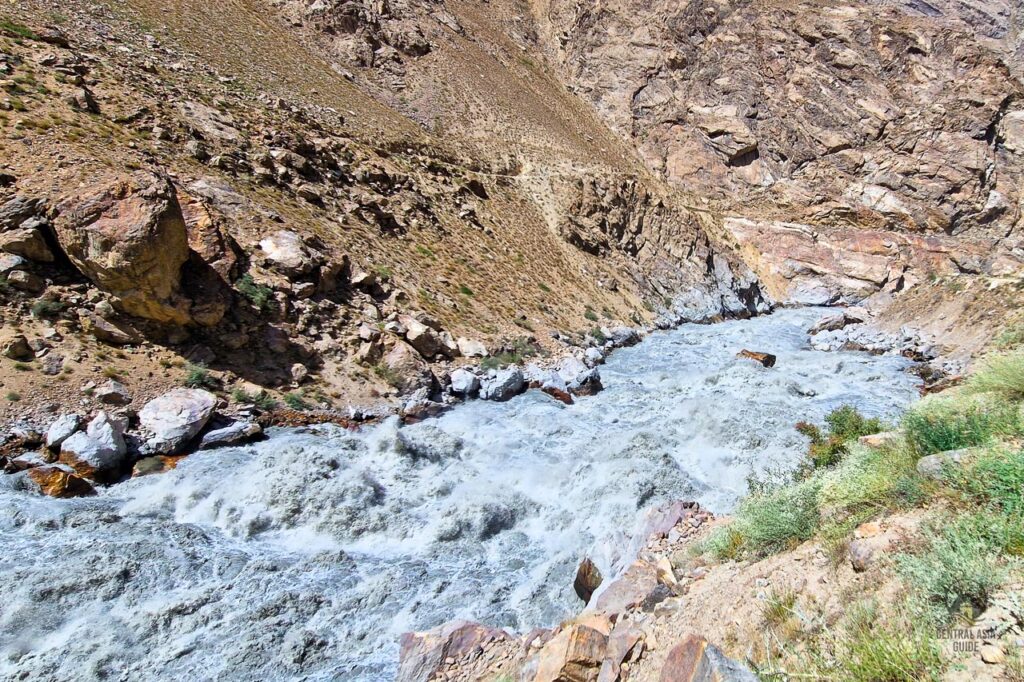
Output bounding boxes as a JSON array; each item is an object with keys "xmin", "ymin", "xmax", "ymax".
[{"xmin": 0, "ymin": 309, "xmax": 921, "ymax": 681}]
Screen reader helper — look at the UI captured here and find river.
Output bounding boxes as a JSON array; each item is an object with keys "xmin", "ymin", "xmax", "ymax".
[{"xmin": 0, "ymin": 308, "xmax": 921, "ymax": 681}]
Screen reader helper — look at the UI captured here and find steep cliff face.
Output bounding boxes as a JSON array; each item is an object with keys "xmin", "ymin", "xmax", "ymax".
[{"xmin": 532, "ymin": 0, "xmax": 1024, "ymax": 304}]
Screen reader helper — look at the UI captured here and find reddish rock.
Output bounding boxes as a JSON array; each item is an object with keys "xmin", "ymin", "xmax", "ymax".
[
  {"xmin": 659, "ymin": 634, "xmax": 757, "ymax": 682},
  {"xmin": 397, "ymin": 620, "xmax": 511, "ymax": 682},
  {"xmin": 54, "ymin": 172, "xmax": 192, "ymax": 324},
  {"xmin": 543, "ymin": 386, "xmax": 575, "ymax": 405},
  {"xmin": 26, "ymin": 466, "xmax": 95, "ymax": 498},
  {"xmin": 597, "ymin": 624, "xmax": 645, "ymax": 682}
]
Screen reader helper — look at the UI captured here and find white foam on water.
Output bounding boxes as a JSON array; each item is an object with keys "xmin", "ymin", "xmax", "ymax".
[{"xmin": 0, "ymin": 309, "xmax": 921, "ymax": 681}]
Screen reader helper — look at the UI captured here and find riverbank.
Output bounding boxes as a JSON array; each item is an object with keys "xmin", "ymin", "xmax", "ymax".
[{"xmin": 404, "ymin": 334, "xmax": 1024, "ymax": 682}]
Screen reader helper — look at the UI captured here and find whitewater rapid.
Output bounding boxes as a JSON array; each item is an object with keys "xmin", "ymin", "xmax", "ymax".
[{"xmin": 0, "ymin": 309, "xmax": 921, "ymax": 681}]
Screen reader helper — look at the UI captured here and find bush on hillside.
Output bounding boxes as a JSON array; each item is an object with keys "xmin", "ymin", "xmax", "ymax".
[
  {"xmin": 903, "ymin": 396, "xmax": 1020, "ymax": 456},
  {"xmin": 967, "ymin": 352, "xmax": 1024, "ymax": 400},
  {"xmin": 797, "ymin": 405, "xmax": 885, "ymax": 469}
]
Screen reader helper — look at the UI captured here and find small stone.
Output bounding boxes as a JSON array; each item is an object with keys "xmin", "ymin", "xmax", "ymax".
[
  {"xmin": 980, "ymin": 645, "xmax": 1005, "ymax": 664},
  {"xmin": 96, "ymin": 380, "xmax": 131, "ymax": 405}
]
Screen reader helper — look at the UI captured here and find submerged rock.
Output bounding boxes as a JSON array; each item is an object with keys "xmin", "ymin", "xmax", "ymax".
[
  {"xmin": 26, "ymin": 465, "xmax": 95, "ymax": 498},
  {"xmin": 199, "ymin": 420, "xmax": 263, "ymax": 449},
  {"xmin": 737, "ymin": 349, "xmax": 777, "ymax": 368}
]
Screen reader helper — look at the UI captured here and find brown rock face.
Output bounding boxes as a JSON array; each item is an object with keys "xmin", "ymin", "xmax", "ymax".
[
  {"xmin": 54, "ymin": 172, "xmax": 192, "ymax": 324},
  {"xmin": 737, "ymin": 350, "xmax": 777, "ymax": 368}
]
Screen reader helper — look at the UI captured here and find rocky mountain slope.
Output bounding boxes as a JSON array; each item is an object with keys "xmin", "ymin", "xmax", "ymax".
[{"xmin": 0, "ymin": 0, "xmax": 769, "ymax": 423}]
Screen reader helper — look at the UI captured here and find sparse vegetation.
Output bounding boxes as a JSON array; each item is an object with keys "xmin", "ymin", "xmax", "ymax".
[
  {"xmin": 589, "ymin": 327, "xmax": 607, "ymax": 344},
  {"xmin": 373, "ymin": 363, "xmax": 402, "ymax": 388},
  {"xmin": 13, "ymin": 362, "xmax": 32, "ymax": 372},
  {"xmin": 796, "ymin": 405, "xmax": 885, "ymax": 469},
  {"xmin": 4, "ymin": 391, "xmax": 21, "ymax": 402},
  {"xmin": 0, "ymin": 19, "xmax": 39, "ymax": 41},
  {"xmin": 184, "ymin": 362, "xmax": 217, "ymax": 389},
  {"xmin": 584, "ymin": 306, "xmax": 599, "ymax": 322},
  {"xmin": 459, "ymin": 284, "xmax": 474, "ymax": 297},
  {"xmin": 231, "ymin": 388, "xmax": 277, "ymax": 410},
  {"xmin": 762, "ymin": 589, "xmax": 797, "ymax": 628},
  {"xmin": 237, "ymin": 274, "xmax": 273, "ymax": 310}
]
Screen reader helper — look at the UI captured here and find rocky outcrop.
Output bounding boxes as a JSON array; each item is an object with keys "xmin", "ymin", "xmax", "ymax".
[
  {"xmin": 397, "ymin": 620, "xmax": 512, "ymax": 682},
  {"xmin": 139, "ymin": 388, "xmax": 217, "ymax": 453},
  {"xmin": 53, "ymin": 172, "xmax": 193, "ymax": 324},
  {"xmin": 659, "ymin": 635, "xmax": 757, "ymax": 682}
]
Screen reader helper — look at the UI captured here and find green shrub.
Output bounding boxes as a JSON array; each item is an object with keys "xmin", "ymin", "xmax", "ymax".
[
  {"xmin": 590, "ymin": 327, "xmax": 607, "ymax": 344},
  {"xmin": 821, "ymin": 601, "xmax": 943, "ymax": 682},
  {"xmin": 236, "ymin": 274, "xmax": 273, "ymax": 309},
  {"xmin": 459, "ymin": 285, "xmax": 474, "ymax": 297},
  {"xmin": 947, "ymin": 447, "xmax": 1024, "ymax": 514},
  {"xmin": 373, "ymin": 363, "xmax": 401, "ymax": 388},
  {"xmin": 719, "ymin": 480, "xmax": 822, "ymax": 559},
  {"xmin": 818, "ymin": 442, "xmax": 922, "ymax": 521},
  {"xmin": 903, "ymin": 397, "xmax": 1019, "ymax": 456},
  {"xmin": 967, "ymin": 352, "xmax": 1024, "ymax": 400},
  {"xmin": 798, "ymin": 406, "xmax": 885, "ymax": 469},
  {"xmin": 898, "ymin": 514, "xmax": 1011, "ymax": 622},
  {"xmin": 4, "ymin": 391, "xmax": 21, "ymax": 402},
  {"xmin": 184, "ymin": 362, "xmax": 217, "ymax": 389},
  {"xmin": 538, "ymin": 282, "xmax": 551, "ymax": 293},
  {"xmin": 375, "ymin": 265, "xmax": 393, "ymax": 281},
  {"xmin": 13, "ymin": 362, "xmax": 31, "ymax": 372},
  {"xmin": 584, "ymin": 306, "xmax": 599, "ymax": 322},
  {"xmin": 283, "ymin": 391, "xmax": 311, "ymax": 411}
]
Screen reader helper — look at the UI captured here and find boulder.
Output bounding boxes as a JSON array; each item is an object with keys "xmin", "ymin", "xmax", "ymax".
[
  {"xmin": 139, "ymin": 388, "xmax": 217, "ymax": 454},
  {"xmin": 199, "ymin": 420, "xmax": 263, "ymax": 449},
  {"xmin": 0, "ymin": 227, "xmax": 54, "ymax": 262},
  {"xmin": 449, "ymin": 368, "xmax": 480, "ymax": 396},
  {"xmin": 532, "ymin": 624, "xmax": 608, "ymax": 682},
  {"xmin": 561, "ymin": 358, "xmax": 604, "ymax": 396},
  {"xmin": 397, "ymin": 620, "xmax": 512, "ymax": 682},
  {"xmin": 848, "ymin": 539, "xmax": 875, "ymax": 572},
  {"xmin": 0, "ymin": 253, "xmax": 27, "ymax": 274},
  {"xmin": 593, "ymin": 560, "xmax": 671, "ymax": 615},
  {"xmin": 59, "ymin": 411, "xmax": 128, "ymax": 481},
  {"xmin": 7, "ymin": 269, "xmax": 44, "ymax": 293},
  {"xmin": 96, "ymin": 380, "xmax": 131, "ymax": 405},
  {"xmin": 858, "ymin": 431, "xmax": 900, "ymax": 448},
  {"xmin": 597, "ymin": 624, "xmax": 645, "ymax": 682},
  {"xmin": 0, "ymin": 195, "xmax": 42, "ymax": 230},
  {"xmin": 605, "ymin": 326, "xmax": 640, "ymax": 347},
  {"xmin": 574, "ymin": 558, "xmax": 603, "ymax": 604},
  {"xmin": 737, "ymin": 350, "xmax": 777, "ymax": 368},
  {"xmin": 3, "ymin": 334, "xmax": 32, "ymax": 360},
  {"xmin": 26, "ymin": 466, "xmax": 95, "ymax": 498},
  {"xmin": 659, "ymin": 634, "xmax": 757, "ymax": 682},
  {"xmin": 381, "ymin": 341, "xmax": 435, "ymax": 393},
  {"xmin": 80, "ymin": 311, "xmax": 140, "ymax": 345},
  {"xmin": 403, "ymin": 316, "xmax": 443, "ymax": 358},
  {"xmin": 53, "ymin": 172, "xmax": 192, "ymax": 324},
  {"xmin": 46, "ymin": 414, "xmax": 82, "ymax": 449},
  {"xmin": 480, "ymin": 367, "xmax": 525, "ymax": 402},
  {"xmin": 917, "ymin": 448, "xmax": 973, "ymax": 480},
  {"xmin": 259, "ymin": 230, "xmax": 317, "ymax": 280},
  {"xmin": 457, "ymin": 337, "xmax": 489, "ymax": 358}
]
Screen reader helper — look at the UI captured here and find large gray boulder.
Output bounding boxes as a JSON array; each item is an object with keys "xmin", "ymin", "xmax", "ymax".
[
  {"xmin": 46, "ymin": 414, "xmax": 82, "ymax": 449},
  {"xmin": 259, "ymin": 229, "xmax": 318, "ymax": 280},
  {"xmin": 381, "ymin": 341, "xmax": 435, "ymax": 393},
  {"xmin": 58, "ymin": 412, "xmax": 128, "ymax": 481},
  {"xmin": 449, "ymin": 368, "xmax": 480, "ymax": 396},
  {"xmin": 139, "ymin": 388, "xmax": 217, "ymax": 453},
  {"xmin": 199, "ymin": 420, "xmax": 262, "ymax": 449}
]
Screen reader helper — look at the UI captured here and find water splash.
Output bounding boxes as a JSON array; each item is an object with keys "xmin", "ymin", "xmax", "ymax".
[{"xmin": 0, "ymin": 309, "xmax": 920, "ymax": 681}]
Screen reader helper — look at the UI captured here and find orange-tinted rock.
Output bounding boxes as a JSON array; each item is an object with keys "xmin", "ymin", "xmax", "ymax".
[
  {"xmin": 544, "ymin": 386, "xmax": 575, "ymax": 405},
  {"xmin": 132, "ymin": 455, "xmax": 187, "ymax": 477},
  {"xmin": 593, "ymin": 560, "xmax": 670, "ymax": 615},
  {"xmin": 27, "ymin": 466, "xmax": 95, "ymax": 498}
]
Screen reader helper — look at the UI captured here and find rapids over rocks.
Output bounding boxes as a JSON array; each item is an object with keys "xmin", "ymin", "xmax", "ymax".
[{"xmin": 0, "ymin": 309, "xmax": 921, "ymax": 681}]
